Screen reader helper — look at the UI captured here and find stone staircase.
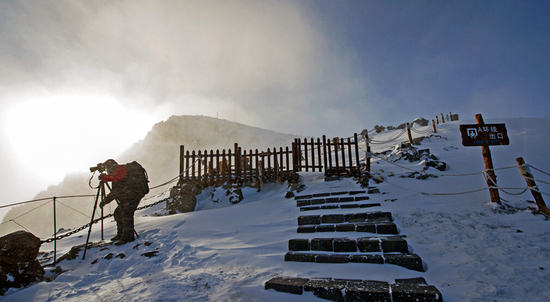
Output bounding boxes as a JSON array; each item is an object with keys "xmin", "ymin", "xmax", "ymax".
[{"xmin": 265, "ymin": 188, "xmax": 443, "ymax": 301}]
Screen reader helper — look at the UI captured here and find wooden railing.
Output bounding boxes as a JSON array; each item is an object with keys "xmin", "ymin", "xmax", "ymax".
[{"xmin": 177, "ymin": 134, "xmax": 362, "ymax": 187}]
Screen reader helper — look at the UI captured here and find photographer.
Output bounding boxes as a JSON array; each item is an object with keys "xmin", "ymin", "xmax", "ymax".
[{"xmin": 97, "ymin": 159, "xmax": 149, "ymax": 245}]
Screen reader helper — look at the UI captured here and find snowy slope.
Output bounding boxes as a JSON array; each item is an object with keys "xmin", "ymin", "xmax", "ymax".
[{"xmin": 2, "ymin": 117, "xmax": 550, "ymax": 301}]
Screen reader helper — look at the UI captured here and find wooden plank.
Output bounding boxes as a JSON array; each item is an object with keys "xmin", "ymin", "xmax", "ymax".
[
  {"xmin": 179, "ymin": 145, "xmax": 185, "ymax": 185},
  {"xmin": 185, "ymin": 150, "xmax": 190, "ymax": 180},
  {"xmin": 323, "ymin": 135, "xmax": 328, "ymax": 176},
  {"xmin": 285, "ymin": 146, "xmax": 290, "ymax": 180},
  {"xmin": 348, "ymin": 137, "xmax": 353, "ymax": 171},
  {"xmin": 201, "ymin": 150, "xmax": 202, "ymax": 182},
  {"xmin": 304, "ymin": 138, "xmax": 309, "ymax": 172},
  {"xmin": 354, "ymin": 133, "xmax": 360, "ymax": 171},
  {"xmin": 317, "ymin": 138, "xmax": 322, "ymax": 172},
  {"xmin": 280, "ymin": 147, "xmax": 284, "ymax": 181},
  {"xmin": 340, "ymin": 138, "xmax": 346, "ymax": 171}
]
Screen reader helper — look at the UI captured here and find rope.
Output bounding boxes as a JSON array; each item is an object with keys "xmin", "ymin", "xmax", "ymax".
[
  {"xmin": 369, "ymin": 171, "xmax": 490, "ymax": 196},
  {"xmin": 56, "ymin": 200, "xmax": 90, "ymax": 218},
  {"xmin": 369, "ymin": 129, "xmax": 407, "ymax": 144},
  {"xmin": 529, "ymin": 187, "xmax": 550, "ymax": 198},
  {"xmin": 372, "ymin": 153, "xmax": 488, "ymax": 177},
  {"xmin": 9, "ymin": 219, "xmax": 30, "ymax": 232},
  {"xmin": 525, "ymin": 176, "xmax": 550, "ymax": 186},
  {"xmin": 410, "ymin": 123, "xmax": 434, "ymax": 134},
  {"xmin": 0, "ymin": 200, "xmax": 52, "ymax": 225},
  {"xmin": 0, "ymin": 197, "xmax": 55, "ymax": 210},
  {"xmin": 528, "ymin": 164, "xmax": 550, "ymax": 178},
  {"xmin": 149, "ymin": 156, "xmax": 202, "ymax": 190}
]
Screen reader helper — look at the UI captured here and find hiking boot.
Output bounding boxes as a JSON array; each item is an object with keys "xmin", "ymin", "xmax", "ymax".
[
  {"xmin": 110, "ymin": 234, "xmax": 122, "ymax": 241},
  {"xmin": 114, "ymin": 237, "xmax": 135, "ymax": 246}
]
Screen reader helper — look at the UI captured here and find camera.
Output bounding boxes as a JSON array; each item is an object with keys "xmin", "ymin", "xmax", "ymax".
[{"xmin": 90, "ymin": 163, "xmax": 106, "ymax": 173}]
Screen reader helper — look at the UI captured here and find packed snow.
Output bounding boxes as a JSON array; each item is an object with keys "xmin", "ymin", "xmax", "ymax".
[{"xmin": 1, "ymin": 117, "xmax": 550, "ymax": 301}]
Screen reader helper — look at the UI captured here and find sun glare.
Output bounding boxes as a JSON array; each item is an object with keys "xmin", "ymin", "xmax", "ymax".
[{"xmin": 6, "ymin": 95, "xmax": 155, "ymax": 183}]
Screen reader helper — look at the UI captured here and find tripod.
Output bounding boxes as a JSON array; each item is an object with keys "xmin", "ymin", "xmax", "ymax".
[
  {"xmin": 82, "ymin": 180, "xmax": 139, "ymax": 260},
  {"xmin": 82, "ymin": 180, "xmax": 107, "ymax": 260}
]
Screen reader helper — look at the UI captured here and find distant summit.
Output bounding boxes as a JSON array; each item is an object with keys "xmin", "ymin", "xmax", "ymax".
[{"xmin": 2, "ymin": 115, "xmax": 298, "ymax": 237}]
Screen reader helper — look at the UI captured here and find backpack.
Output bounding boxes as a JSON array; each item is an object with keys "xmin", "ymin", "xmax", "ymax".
[{"xmin": 124, "ymin": 161, "xmax": 150, "ymax": 195}]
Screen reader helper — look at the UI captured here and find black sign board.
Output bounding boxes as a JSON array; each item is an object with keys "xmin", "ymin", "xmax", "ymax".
[{"xmin": 460, "ymin": 124, "xmax": 509, "ymax": 147}]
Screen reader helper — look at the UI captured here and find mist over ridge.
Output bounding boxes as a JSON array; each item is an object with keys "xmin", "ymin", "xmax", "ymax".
[{"xmin": 1, "ymin": 115, "xmax": 299, "ymax": 237}]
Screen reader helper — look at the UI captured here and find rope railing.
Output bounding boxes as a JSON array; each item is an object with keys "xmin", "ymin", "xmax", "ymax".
[
  {"xmin": 369, "ymin": 129, "xmax": 407, "ymax": 144},
  {"xmin": 0, "ymin": 159, "xmax": 203, "ymax": 242},
  {"xmin": 366, "ymin": 162, "xmax": 550, "ymax": 202}
]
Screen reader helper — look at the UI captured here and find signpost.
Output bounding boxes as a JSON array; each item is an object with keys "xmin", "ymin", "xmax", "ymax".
[
  {"xmin": 460, "ymin": 114, "xmax": 509, "ymax": 204},
  {"xmin": 459, "ymin": 123, "xmax": 509, "ymax": 146}
]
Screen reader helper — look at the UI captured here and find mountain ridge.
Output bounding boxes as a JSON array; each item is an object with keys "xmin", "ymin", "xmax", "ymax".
[{"xmin": 1, "ymin": 115, "xmax": 299, "ymax": 237}]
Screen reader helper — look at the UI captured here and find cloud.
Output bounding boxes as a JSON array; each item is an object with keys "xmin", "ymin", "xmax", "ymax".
[{"xmin": 0, "ymin": 0, "xmax": 383, "ymax": 138}]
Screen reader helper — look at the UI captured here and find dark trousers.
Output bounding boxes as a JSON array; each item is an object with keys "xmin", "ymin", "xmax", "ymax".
[{"xmin": 113, "ymin": 195, "xmax": 143, "ymax": 239}]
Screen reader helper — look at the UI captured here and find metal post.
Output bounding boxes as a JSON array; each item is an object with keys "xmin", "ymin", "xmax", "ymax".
[{"xmin": 53, "ymin": 197, "xmax": 57, "ymax": 264}]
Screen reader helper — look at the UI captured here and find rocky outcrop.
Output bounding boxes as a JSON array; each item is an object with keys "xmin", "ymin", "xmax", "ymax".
[{"xmin": 0, "ymin": 231, "xmax": 44, "ymax": 295}]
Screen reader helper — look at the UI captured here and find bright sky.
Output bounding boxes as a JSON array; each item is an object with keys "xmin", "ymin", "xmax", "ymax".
[{"xmin": 1, "ymin": 0, "xmax": 549, "ymax": 206}]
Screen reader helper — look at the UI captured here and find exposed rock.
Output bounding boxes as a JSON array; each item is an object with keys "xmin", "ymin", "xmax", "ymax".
[
  {"xmin": 412, "ymin": 117, "xmax": 429, "ymax": 126},
  {"xmin": 0, "ymin": 231, "xmax": 44, "ymax": 295},
  {"xmin": 228, "ymin": 187, "xmax": 243, "ymax": 204},
  {"xmin": 167, "ymin": 182, "xmax": 201, "ymax": 214}
]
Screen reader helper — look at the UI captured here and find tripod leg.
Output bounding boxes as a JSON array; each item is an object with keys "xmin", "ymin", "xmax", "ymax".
[
  {"xmin": 100, "ymin": 184, "xmax": 106, "ymax": 241},
  {"xmin": 83, "ymin": 182, "xmax": 102, "ymax": 260}
]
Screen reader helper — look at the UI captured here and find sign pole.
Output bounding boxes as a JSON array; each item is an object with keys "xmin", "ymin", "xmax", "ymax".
[{"xmin": 476, "ymin": 114, "xmax": 501, "ymax": 204}]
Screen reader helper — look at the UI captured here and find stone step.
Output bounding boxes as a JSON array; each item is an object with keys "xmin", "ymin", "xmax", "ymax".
[
  {"xmin": 265, "ymin": 276, "xmax": 442, "ymax": 301},
  {"xmin": 294, "ymin": 190, "xmax": 368, "ymax": 200},
  {"xmin": 298, "ymin": 212, "xmax": 392, "ymax": 226},
  {"xmin": 284, "ymin": 252, "xmax": 424, "ymax": 271},
  {"xmin": 297, "ymin": 221, "xmax": 398, "ymax": 234},
  {"xmin": 297, "ymin": 196, "xmax": 374, "ymax": 207},
  {"xmin": 289, "ymin": 236, "xmax": 408, "ymax": 253},
  {"xmin": 300, "ymin": 202, "xmax": 381, "ymax": 211}
]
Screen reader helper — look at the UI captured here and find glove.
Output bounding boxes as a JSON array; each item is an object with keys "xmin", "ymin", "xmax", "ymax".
[
  {"xmin": 99, "ymin": 200, "xmax": 107, "ymax": 208},
  {"xmin": 98, "ymin": 173, "xmax": 106, "ymax": 182}
]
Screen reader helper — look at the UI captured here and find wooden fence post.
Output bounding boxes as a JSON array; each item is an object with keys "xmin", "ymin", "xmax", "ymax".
[
  {"xmin": 441, "ymin": 113, "xmax": 445, "ymax": 123},
  {"xmin": 234, "ymin": 143, "xmax": 241, "ymax": 181},
  {"xmin": 178, "ymin": 145, "xmax": 185, "ymax": 186},
  {"xmin": 317, "ymin": 138, "xmax": 322, "ymax": 171},
  {"xmin": 185, "ymin": 150, "xmax": 190, "ymax": 181},
  {"xmin": 201, "ymin": 150, "xmax": 202, "ymax": 184},
  {"xmin": 354, "ymin": 133, "xmax": 360, "ymax": 172},
  {"xmin": 406, "ymin": 123, "xmax": 413, "ymax": 144},
  {"xmin": 322, "ymin": 135, "xmax": 328, "ymax": 175},
  {"xmin": 432, "ymin": 120, "xmax": 437, "ymax": 133},
  {"xmin": 362, "ymin": 132, "xmax": 371, "ymax": 174},
  {"xmin": 476, "ymin": 114, "xmax": 501, "ymax": 204},
  {"xmin": 435, "ymin": 116, "xmax": 439, "ymax": 125},
  {"xmin": 203, "ymin": 149, "xmax": 208, "ymax": 186},
  {"xmin": 191, "ymin": 150, "xmax": 196, "ymax": 180},
  {"xmin": 516, "ymin": 157, "xmax": 550, "ymax": 215},
  {"xmin": 333, "ymin": 139, "xmax": 339, "ymax": 175}
]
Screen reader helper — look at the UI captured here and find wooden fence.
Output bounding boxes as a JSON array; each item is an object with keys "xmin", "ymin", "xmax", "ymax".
[{"xmin": 177, "ymin": 134, "xmax": 361, "ymax": 187}]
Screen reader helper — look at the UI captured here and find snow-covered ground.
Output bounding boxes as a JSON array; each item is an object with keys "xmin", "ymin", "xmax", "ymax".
[{"xmin": 2, "ymin": 117, "xmax": 550, "ymax": 301}]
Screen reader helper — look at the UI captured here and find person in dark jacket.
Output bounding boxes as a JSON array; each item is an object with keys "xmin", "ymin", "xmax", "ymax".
[{"xmin": 99, "ymin": 159, "xmax": 148, "ymax": 245}]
